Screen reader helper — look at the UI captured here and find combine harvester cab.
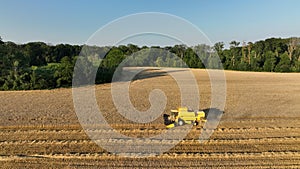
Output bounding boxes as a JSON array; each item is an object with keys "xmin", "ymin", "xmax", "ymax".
[{"xmin": 164, "ymin": 107, "xmax": 206, "ymax": 129}]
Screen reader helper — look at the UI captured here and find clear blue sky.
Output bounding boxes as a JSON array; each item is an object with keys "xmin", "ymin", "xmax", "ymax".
[{"xmin": 1, "ymin": 0, "xmax": 300, "ymax": 46}]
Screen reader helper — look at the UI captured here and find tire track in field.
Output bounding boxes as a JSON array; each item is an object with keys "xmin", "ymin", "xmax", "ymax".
[
  {"xmin": 1, "ymin": 126, "xmax": 300, "ymax": 142},
  {"xmin": 1, "ymin": 151, "xmax": 300, "ymax": 158},
  {"xmin": 1, "ymin": 136, "xmax": 300, "ymax": 145},
  {"xmin": 1, "ymin": 151, "xmax": 300, "ymax": 169},
  {"xmin": 1, "ymin": 126, "xmax": 299, "ymax": 133},
  {"xmin": 1, "ymin": 137, "xmax": 300, "ymax": 155},
  {"xmin": 1, "ymin": 125, "xmax": 300, "ymax": 159}
]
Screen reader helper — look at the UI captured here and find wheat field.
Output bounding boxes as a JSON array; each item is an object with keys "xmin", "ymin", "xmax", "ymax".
[{"xmin": 0, "ymin": 69, "xmax": 299, "ymax": 168}]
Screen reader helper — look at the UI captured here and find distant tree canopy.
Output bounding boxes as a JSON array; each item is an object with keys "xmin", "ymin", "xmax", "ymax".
[{"xmin": 0, "ymin": 36, "xmax": 299, "ymax": 90}]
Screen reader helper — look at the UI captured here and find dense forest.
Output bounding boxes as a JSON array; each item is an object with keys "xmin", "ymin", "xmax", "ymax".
[{"xmin": 0, "ymin": 36, "xmax": 299, "ymax": 90}]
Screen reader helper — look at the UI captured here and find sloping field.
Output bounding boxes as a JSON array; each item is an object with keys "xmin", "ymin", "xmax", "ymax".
[{"xmin": 0, "ymin": 69, "xmax": 299, "ymax": 168}]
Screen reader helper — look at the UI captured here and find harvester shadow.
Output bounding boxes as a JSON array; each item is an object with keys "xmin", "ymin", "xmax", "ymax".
[
  {"xmin": 202, "ymin": 108, "xmax": 224, "ymax": 120},
  {"xmin": 114, "ymin": 67, "xmax": 188, "ymax": 82}
]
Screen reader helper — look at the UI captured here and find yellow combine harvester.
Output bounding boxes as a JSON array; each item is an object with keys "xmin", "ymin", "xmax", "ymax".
[{"xmin": 163, "ymin": 107, "xmax": 206, "ymax": 129}]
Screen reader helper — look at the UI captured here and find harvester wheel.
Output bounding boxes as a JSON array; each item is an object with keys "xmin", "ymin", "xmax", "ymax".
[{"xmin": 178, "ymin": 119, "xmax": 185, "ymax": 126}]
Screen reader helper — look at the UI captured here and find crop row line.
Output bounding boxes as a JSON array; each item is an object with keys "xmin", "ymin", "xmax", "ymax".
[
  {"xmin": 0, "ymin": 126, "xmax": 299, "ymax": 133},
  {"xmin": 1, "ymin": 136, "xmax": 300, "ymax": 145}
]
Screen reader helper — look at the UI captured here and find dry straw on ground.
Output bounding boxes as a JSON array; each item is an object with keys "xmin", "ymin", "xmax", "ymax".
[{"xmin": 0, "ymin": 69, "xmax": 299, "ymax": 168}]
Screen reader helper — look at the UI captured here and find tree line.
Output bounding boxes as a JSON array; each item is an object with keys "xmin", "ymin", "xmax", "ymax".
[{"xmin": 0, "ymin": 36, "xmax": 299, "ymax": 90}]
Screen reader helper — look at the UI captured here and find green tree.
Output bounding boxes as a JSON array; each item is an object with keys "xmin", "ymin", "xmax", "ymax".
[
  {"xmin": 275, "ymin": 52, "xmax": 291, "ymax": 72},
  {"xmin": 30, "ymin": 66, "xmax": 37, "ymax": 89},
  {"xmin": 73, "ymin": 56, "xmax": 95, "ymax": 86},
  {"xmin": 102, "ymin": 48, "xmax": 125, "ymax": 68},
  {"xmin": 171, "ymin": 44, "xmax": 187, "ymax": 63},
  {"xmin": 193, "ymin": 44, "xmax": 210, "ymax": 68},
  {"xmin": 155, "ymin": 57, "xmax": 163, "ymax": 67},
  {"xmin": 229, "ymin": 41, "xmax": 241, "ymax": 69},
  {"xmin": 184, "ymin": 48, "xmax": 200, "ymax": 68},
  {"xmin": 54, "ymin": 56, "xmax": 74, "ymax": 87},
  {"xmin": 263, "ymin": 51, "xmax": 277, "ymax": 72},
  {"xmin": 214, "ymin": 42, "xmax": 225, "ymax": 63},
  {"xmin": 0, "ymin": 36, "xmax": 3, "ymax": 44},
  {"xmin": 293, "ymin": 60, "xmax": 300, "ymax": 72},
  {"xmin": 34, "ymin": 63, "xmax": 59, "ymax": 89}
]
